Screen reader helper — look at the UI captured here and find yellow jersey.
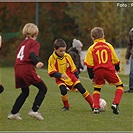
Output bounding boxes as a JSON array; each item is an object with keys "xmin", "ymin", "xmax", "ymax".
[{"xmin": 48, "ymin": 51, "xmax": 78, "ymax": 86}]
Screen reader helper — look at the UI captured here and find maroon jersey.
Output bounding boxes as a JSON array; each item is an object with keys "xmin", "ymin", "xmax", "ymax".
[
  {"xmin": 15, "ymin": 38, "xmax": 40, "ymax": 65},
  {"xmin": 14, "ymin": 38, "xmax": 42, "ymax": 88}
]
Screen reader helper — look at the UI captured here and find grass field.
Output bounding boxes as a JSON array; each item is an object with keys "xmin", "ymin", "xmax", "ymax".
[{"xmin": 0, "ymin": 67, "xmax": 133, "ymax": 132}]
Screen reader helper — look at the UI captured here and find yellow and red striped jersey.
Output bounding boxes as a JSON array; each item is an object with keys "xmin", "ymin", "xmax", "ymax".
[
  {"xmin": 48, "ymin": 51, "xmax": 77, "ymax": 86},
  {"xmin": 84, "ymin": 38, "xmax": 120, "ymax": 71}
]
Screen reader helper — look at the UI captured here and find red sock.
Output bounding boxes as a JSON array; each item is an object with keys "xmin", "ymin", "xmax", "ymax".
[
  {"xmin": 113, "ymin": 86, "xmax": 124, "ymax": 104},
  {"xmin": 93, "ymin": 91, "xmax": 100, "ymax": 108},
  {"xmin": 61, "ymin": 94, "xmax": 70, "ymax": 107},
  {"xmin": 82, "ymin": 91, "xmax": 93, "ymax": 108},
  {"xmin": 62, "ymin": 100, "xmax": 70, "ymax": 107}
]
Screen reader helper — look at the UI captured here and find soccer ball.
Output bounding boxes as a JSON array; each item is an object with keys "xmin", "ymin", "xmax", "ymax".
[{"xmin": 99, "ymin": 98, "xmax": 107, "ymax": 112}]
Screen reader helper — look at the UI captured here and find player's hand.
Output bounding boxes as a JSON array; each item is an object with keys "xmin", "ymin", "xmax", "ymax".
[
  {"xmin": 61, "ymin": 74, "xmax": 68, "ymax": 80},
  {"xmin": 91, "ymin": 78, "xmax": 95, "ymax": 84},
  {"xmin": 36, "ymin": 62, "xmax": 44, "ymax": 69}
]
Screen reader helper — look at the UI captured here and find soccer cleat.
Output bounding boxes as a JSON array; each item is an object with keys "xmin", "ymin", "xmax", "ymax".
[
  {"xmin": 62, "ymin": 106, "xmax": 69, "ymax": 111},
  {"xmin": 93, "ymin": 108, "xmax": 100, "ymax": 114},
  {"xmin": 8, "ymin": 113, "xmax": 22, "ymax": 120},
  {"xmin": 111, "ymin": 104, "xmax": 119, "ymax": 115},
  {"xmin": 28, "ymin": 110, "xmax": 44, "ymax": 120},
  {"xmin": 66, "ymin": 87, "xmax": 70, "ymax": 91},
  {"xmin": 92, "ymin": 108, "xmax": 94, "ymax": 111}
]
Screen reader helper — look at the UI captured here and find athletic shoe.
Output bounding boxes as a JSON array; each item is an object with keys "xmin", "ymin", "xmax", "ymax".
[
  {"xmin": 8, "ymin": 113, "xmax": 22, "ymax": 120},
  {"xmin": 66, "ymin": 87, "xmax": 70, "ymax": 91},
  {"xmin": 62, "ymin": 106, "xmax": 69, "ymax": 111},
  {"xmin": 111, "ymin": 104, "xmax": 119, "ymax": 115},
  {"xmin": 93, "ymin": 108, "xmax": 100, "ymax": 114},
  {"xmin": 92, "ymin": 108, "xmax": 94, "ymax": 111},
  {"xmin": 28, "ymin": 110, "xmax": 44, "ymax": 120}
]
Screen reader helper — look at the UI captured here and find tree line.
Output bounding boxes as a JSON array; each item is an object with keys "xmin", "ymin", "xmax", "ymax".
[{"xmin": 0, "ymin": 2, "xmax": 132, "ymax": 66}]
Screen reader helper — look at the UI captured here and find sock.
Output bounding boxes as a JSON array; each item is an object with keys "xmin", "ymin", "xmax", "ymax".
[
  {"xmin": 113, "ymin": 86, "xmax": 124, "ymax": 105},
  {"xmin": 82, "ymin": 90, "xmax": 93, "ymax": 108},
  {"xmin": 93, "ymin": 91, "xmax": 100, "ymax": 108},
  {"xmin": 61, "ymin": 94, "xmax": 70, "ymax": 107}
]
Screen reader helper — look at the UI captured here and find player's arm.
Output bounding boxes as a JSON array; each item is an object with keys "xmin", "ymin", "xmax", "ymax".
[
  {"xmin": 74, "ymin": 70, "xmax": 79, "ymax": 79},
  {"xmin": 30, "ymin": 52, "xmax": 39, "ymax": 65},
  {"xmin": 50, "ymin": 72, "xmax": 68, "ymax": 79},
  {"xmin": 30, "ymin": 52, "xmax": 43, "ymax": 68},
  {"xmin": 114, "ymin": 64, "xmax": 120, "ymax": 72},
  {"xmin": 108, "ymin": 43, "xmax": 120, "ymax": 64},
  {"xmin": 87, "ymin": 67, "xmax": 94, "ymax": 79},
  {"xmin": 50, "ymin": 72, "xmax": 62, "ymax": 78}
]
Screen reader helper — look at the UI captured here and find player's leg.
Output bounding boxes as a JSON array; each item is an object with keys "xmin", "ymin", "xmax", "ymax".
[
  {"xmin": 28, "ymin": 80, "xmax": 47, "ymax": 120},
  {"xmin": 111, "ymin": 84, "xmax": 124, "ymax": 115},
  {"xmin": 106, "ymin": 71, "xmax": 124, "ymax": 114},
  {"xmin": 32, "ymin": 80, "xmax": 47, "ymax": 112},
  {"xmin": 8, "ymin": 87, "xmax": 29, "ymax": 120},
  {"xmin": 74, "ymin": 83, "xmax": 93, "ymax": 109},
  {"xmin": 59, "ymin": 84, "xmax": 70, "ymax": 111},
  {"xmin": 92, "ymin": 87, "xmax": 101, "ymax": 114}
]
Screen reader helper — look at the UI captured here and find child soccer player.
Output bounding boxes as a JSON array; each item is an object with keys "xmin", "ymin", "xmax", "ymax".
[
  {"xmin": 8, "ymin": 23, "xmax": 48, "ymax": 120},
  {"xmin": 84, "ymin": 27, "xmax": 124, "ymax": 114},
  {"xmin": 0, "ymin": 35, "xmax": 4, "ymax": 94},
  {"xmin": 48, "ymin": 39, "xmax": 93, "ymax": 111}
]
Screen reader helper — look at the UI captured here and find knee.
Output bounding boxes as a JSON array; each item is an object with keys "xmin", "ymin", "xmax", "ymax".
[
  {"xmin": 21, "ymin": 89, "xmax": 29, "ymax": 98},
  {"xmin": 74, "ymin": 83, "xmax": 86, "ymax": 94},
  {"xmin": 94, "ymin": 88, "xmax": 101, "ymax": 92},
  {"xmin": 42, "ymin": 87, "xmax": 47, "ymax": 95},
  {"xmin": 116, "ymin": 84, "xmax": 123, "ymax": 87},
  {"xmin": 37, "ymin": 81, "xmax": 48, "ymax": 95},
  {"xmin": 0, "ymin": 85, "xmax": 4, "ymax": 94},
  {"xmin": 59, "ymin": 85, "xmax": 67, "ymax": 95},
  {"xmin": 23, "ymin": 91, "xmax": 29, "ymax": 98}
]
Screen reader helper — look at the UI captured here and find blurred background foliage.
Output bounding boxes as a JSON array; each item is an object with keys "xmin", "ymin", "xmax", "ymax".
[{"xmin": 0, "ymin": 2, "xmax": 132, "ymax": 66}]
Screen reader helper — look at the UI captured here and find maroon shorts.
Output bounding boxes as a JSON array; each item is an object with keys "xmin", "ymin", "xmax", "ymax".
[
  {"xmin": 94, "ymin": 68, "xmax": 122, "ymax": 87},
  {"xmin": 14, "ymin": 64, "xmax": 42, "ymax": 88}
]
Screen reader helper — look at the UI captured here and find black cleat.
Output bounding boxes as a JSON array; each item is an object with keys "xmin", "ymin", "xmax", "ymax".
[
  {"xmin": 111, "ymin": 104, "xmax": 119, "ymax": 115},
  {"xmin": 93, "ymin": 108, "xmax": 100, "ymax": 114},
  {"xmin": 62, "ymin": 106, "xmax": 69, "ymax": 111}
]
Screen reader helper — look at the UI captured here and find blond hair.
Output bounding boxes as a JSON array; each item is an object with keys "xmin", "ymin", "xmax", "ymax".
[
  {"xmin": 91, "ymin": 27, "xmax": 104, "ymax": 39},
  {"xmin": 22, "ymin": 23, "xmax": 39, "ymax": 38}
]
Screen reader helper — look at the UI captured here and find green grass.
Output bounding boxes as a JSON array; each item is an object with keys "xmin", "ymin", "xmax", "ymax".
[{"xmin": 0, "ymin": 67, "xmax": 133, "ymax": 131}]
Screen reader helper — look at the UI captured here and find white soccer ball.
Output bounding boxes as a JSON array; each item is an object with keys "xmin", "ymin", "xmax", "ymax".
[{"xmin": 99, "ymin": 98, "xmax": 107, "ymax": 112}]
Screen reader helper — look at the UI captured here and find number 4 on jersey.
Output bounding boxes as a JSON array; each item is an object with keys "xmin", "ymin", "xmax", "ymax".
[{"xmin": 17, "ymin": 46, "xmax": 25, "ymax": 60}]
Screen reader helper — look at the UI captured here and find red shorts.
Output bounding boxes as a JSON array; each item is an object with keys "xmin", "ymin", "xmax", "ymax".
[
  {"xmin": 14, "ymin": 64, "xmax": 42, "ymax": 88},
  {"xmin": 94, "ymin": 68, "xmax": 122, "ymax": 88}
]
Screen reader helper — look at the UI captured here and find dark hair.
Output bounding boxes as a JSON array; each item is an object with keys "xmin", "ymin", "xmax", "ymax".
[
  {"xmin": 54, "ymin": 39, "xmax": 67, "ymax": 49},
  {"xmin": 91, "ymin": 27, "xmax": 104, "ymax": 39}
]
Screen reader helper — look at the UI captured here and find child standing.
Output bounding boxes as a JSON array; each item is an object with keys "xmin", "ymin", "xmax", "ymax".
[
  {"xmin": 84, "ymin": 27, "xmax": 124, "ymax": 114},
  {"xmin": 8, "ymin": 23, "xmax": 48, "ymax": 120},
  {"xmin": 67, "ymin": 38, "xmax": 84, "ymax": 77},
  {"xmin": 48, "ymin": 39, "xmax": 93, "ymax": 111}
]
